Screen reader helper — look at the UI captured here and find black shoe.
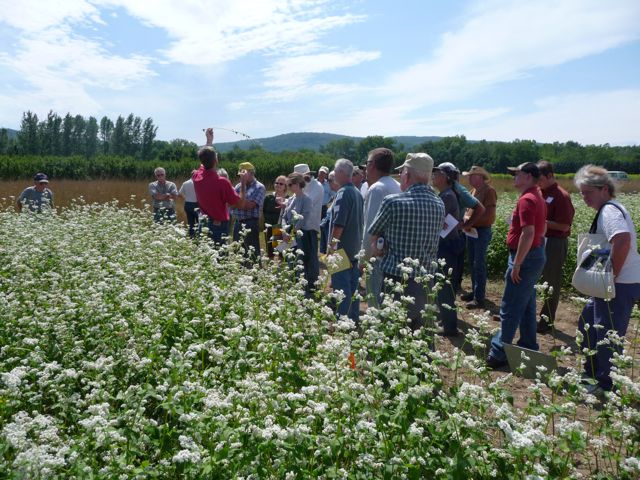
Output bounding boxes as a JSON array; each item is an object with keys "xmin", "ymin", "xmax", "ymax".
[
  {"xmin": 460, "ymin": 292, "xmax": 474, "ymax": 301},
  {"xmin": 492, "ymin": 314, "xmax": 501, "ymax": 322},
  {"xmin": 466, "ymin": 299, "xmax": 485, "ymax": 309},
  {"xmin": 537, "ymin": 319, "xmax": 553, "ymax": 334},
  {"xmin": 486, "ymin": 355, "xmax": 508, "ymax": 369}
]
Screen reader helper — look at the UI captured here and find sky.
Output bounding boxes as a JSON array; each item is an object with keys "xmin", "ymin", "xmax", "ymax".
[{"xmin": 1, "ymin": 0, "xmax": 639, "ymax": 146}]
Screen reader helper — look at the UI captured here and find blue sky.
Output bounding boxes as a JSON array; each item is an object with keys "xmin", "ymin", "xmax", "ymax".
[{"xmin": 1, "ymin": 0, "xmax": 639, "ymax": 145}]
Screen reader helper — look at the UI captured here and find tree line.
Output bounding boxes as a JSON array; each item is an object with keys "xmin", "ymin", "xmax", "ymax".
[
  {"xmin": 1, "ymin": 111, "xmax": 638, "ymax": 180},
  {"xmin": 320, "ymin": 135, "xmax": 640, "ymax": 174}
]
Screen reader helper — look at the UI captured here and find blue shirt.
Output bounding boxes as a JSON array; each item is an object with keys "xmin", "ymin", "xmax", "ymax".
[
  {"xmin": 368, "ymin": 183, "xmax": 445, "ymax": 277},
  {"xmin": 330, "ymin": 183, "xmax": 364, "ymax": 261},
  {"xmin": 230, "ymin": 179, "xmax": 266, "ymax": 220}
]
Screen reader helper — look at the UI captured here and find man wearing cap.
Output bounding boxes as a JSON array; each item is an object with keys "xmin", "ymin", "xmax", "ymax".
[
  {"xmin": 149, "ymin": 167, "xmax": 178, "ymax": 223},
  {"xmin": 230, "ymin": 161, "xmax": 266, "ymax": 258},
  {"xmin": 487, "ymin": 162, "xmax": 547, "ymax": 369},
  {"xmin": 329, "ymin": 158, "xmax": 364, "ymax": 323},
  {"xmin": 17, "ymin": 173, "xmax": 55, "ymax": 213},
  {"xmin": 436, "ymin": 162, "xmax": 485, "ymax": 294},
  {"xmin": 361, "ymin": 148, "xmax": 401, "ymax": 307},
  {"xmin": 461, "ymin": 166, "xmax": 497, "ymax": 309},
  {"xmin": 369, "ymin": 153, "xmax": 445, "ymax": 331},
  {"xmin": 193, "ymin": 128, "xmax": 251, "ymax": 245},
  {"xmin": 536, "ymin": 160, "xmax": 575, "ymax": 334}
]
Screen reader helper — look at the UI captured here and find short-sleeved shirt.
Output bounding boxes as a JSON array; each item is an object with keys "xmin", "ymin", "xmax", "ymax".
[
  {"xmin": 362, "ymin": 176, "xmax": 401, "ymax": 257},
  {"xmin": 506, "ymin": 186, "xmax": 547, "ymax": 251},
  {"xmin": 304, "ymin": 178, "xmax": 324, "ymax": 232},
  {"xmin": 230, "ymin": 179, "xmax": 266, "ymax": 220},
  {"xmin": 368, "ymin": 183, "xmax": 445, "ymax": 277},
  {"xmin": 322, "ymin": 180, "xmax": 335, "ymax": 206},
  {"xmin": 596, "ymin": 201, "xmax": 640, "ymax": 284},
  {"xmin": 149, "ymin": 181, "xmax": 178, "ymax": 209},
  {"xmin": 541, "ymin": 182, "xmax": 575, "ymax": 238},
  {"xmin": 179, "ymin": 179, "xmax": 198, "ymax": 203},
  {"xmin": 330, "ymin": 183, "xmax": 364, "ymax": 261},
  {"xmin": 468, "ymin": 183, "xmax": 497, "ymax": 227},
  {"xmin": 453, "ymin": 181, "xmax": 479, "ymax": 218},
  {"xmin": 18, "ymin": 186, "xmax": 54, "ymax": 212},
  {"xmin": 192, "ymin": 166, "xmax": 240, "ymax": 222},
  {"xmin": 439, "ymin": 187, "xmax": 460, "ymax": 241}
]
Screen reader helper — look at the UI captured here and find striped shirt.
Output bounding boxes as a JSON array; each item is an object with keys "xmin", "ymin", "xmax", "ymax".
[
  {"xmin": 230, "ymin": 179, "xmax": 266, "ymax": 220},
  {"xmin": 368, "ymin": 183, "xmax": 445, "ymax": 277}
]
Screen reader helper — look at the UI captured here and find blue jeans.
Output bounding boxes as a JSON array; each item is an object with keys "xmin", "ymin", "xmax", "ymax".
[
  {"xmin": 438, "ymin": 234, "xmax": 464, "ymax": 334},
  {"xmin": 467, "ymin": 226, "xmax": 492, "ymax": 302},
  {"xmin": 233, "ymin": 218, "xmax": 261, "ymax": 259},
  {"xmin": 299, "ymin": 230, "xmax": 319, "ymax": 297},
  {"xmin": 490, "ymin": 245, "xmax": 546, "ymax": 361},
  {"xmin": 153, "ymin": 207, "xmax": 176, "ymax": 224},
  {"xmin": 366, "ymin": 260, "xmax": 384, "ymax": 308},
  {"xmin": 205, "ymin": 219, "xmax": 230, "ymax": 245},
  {"xmin": 332, "ymin": 261, "xmax": 360, "ymax": 323},
  {"xmin": 184, "ymin": 202, "xmax": 200, "ymax": 238},
  {"xmin": 579, "ymin": 282, "xmax": 640, "ymax": 390}
]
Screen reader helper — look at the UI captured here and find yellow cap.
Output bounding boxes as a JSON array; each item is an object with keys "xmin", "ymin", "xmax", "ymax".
[{"xmin": 238, "ymin": 162, "xmax": 255, "ymax": 173}]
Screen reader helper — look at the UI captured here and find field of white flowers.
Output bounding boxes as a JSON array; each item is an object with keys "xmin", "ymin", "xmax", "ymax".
[{"xmin": 1, "ymin": 198, "xmax": 639, "ymax": 479}]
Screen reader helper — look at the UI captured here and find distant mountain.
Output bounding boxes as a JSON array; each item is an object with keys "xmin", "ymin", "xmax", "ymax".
[
  {"xmin": 1, "ymin": 128, "xmax": 18, "ymax": 140},
  {"xmin": 214, "ymin": 132, "xmax": 442, "ymax": 153}
]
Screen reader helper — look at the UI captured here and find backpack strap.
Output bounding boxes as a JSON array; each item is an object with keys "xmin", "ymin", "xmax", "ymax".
[{"xmin": 589, "ymin": 201, "xmax": 625, "ymax": 234}]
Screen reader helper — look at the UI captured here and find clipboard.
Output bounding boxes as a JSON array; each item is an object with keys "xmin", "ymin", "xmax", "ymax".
[{"xmin": 320, "ymin": 248, "xmax": 352, "ymax": 275}]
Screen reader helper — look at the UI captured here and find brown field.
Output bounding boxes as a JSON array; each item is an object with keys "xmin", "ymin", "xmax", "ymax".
[{"xmin": 2, "ymin": 175, "xmax": 638, "ymax": 226}]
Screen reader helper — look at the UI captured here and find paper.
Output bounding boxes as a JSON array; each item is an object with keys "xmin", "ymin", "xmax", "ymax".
[
  {"xmin": 463, "ymin": 227, "xmax": 478, "ymax": 239},
  {"xmin": 320, "ymin": 248, "xmax": 352, "ymax": 275},
  {"xmin": 440, "ymin": 214, "xmax": 459, "ymax": 238},
  {"xmin": 275, "ymin": 240, "xmax": 292, "ymax": 253}
]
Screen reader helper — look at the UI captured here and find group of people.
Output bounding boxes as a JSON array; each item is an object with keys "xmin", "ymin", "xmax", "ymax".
[{"xmin": 19, "ymin": 128, "xmax": 639, "ymax": 397}]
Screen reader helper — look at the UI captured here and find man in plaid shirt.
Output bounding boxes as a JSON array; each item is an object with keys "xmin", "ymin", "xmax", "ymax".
[{"xmin": 368, "ymin": 153, "xmax": 445, "ymax": 330}]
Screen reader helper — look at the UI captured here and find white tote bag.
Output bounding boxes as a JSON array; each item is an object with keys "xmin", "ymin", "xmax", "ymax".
[
  {"xmin": 571, "ymin": 202, "xmax": 625, "ymax": 300},
  {"xmin": 571, "ymin": 233, "xmax": 615, "ymax": 299}
]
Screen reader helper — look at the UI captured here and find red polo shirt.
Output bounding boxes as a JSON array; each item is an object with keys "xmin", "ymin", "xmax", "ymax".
[
  {"xmin": 507, "ymin": 186, "xmax": 547, "ymax": 250},
  {"xmin": 541, "ymin": 182, "xmax": 575, "ymax": 238},
  {"xmin": 192, "ymin": 166, "xmax": 240, "ymax": 221}
]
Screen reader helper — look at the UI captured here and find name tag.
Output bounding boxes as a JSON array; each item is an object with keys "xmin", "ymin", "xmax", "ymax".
[{"xmin": 546, "ymin": 196, "xmax": 554, "ymax": 204}]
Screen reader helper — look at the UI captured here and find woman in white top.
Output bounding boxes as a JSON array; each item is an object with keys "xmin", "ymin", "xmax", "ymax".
[{"xmin": 575, "ymin": 165, "xmax": 640, "ymax": 394}]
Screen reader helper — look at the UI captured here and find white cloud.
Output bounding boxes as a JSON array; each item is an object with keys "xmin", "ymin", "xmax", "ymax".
[
  {"xmin": 101, "ymin": 0, "xmax": 365, "ymax": 65},
  {"xmin": 462, "ymin": 89, "xmax": 640, "ymax": 145},
  {"xmin": 382, "ymin": 0, "xmax": 640, "ymax": 105}
]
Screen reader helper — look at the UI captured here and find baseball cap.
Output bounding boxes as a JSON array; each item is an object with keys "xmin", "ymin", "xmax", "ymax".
[
  {"xmin": 395, "ymin": 153, "xmax": 434, "ymax": 175},
  {"xmin": 318, "ymin": 166, "xmax": 329, "ymax": 174},
  {"xmin": 237, "ymin": 162, "xmax": 255, "ymax": 174},
  {"xmin": 33, "ymin": 173, "xmax": 49, "ymax": 183},
  {"xmin": 507, "ymin": 162, "xmax": 540, "ymax": 178},
  {"xmin": 433, "ymin": 162, "xmax": 459, "ymax": 180}
]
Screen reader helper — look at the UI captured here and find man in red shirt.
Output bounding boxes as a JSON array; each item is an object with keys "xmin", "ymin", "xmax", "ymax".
[
  {"xmin": 487, "ymin": 162, "xmax": 547, "ymax": 368},
  {"xmin": 193, "ymin": 128, "xmax": 248, "ymax": 244},
  {"xmin": 536, "ymin": 161, "xmax": 575, "ymax": 334}
]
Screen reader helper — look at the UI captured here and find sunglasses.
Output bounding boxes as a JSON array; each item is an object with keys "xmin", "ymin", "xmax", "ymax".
[{"xmin": 274, "ymin": 182, "xmax": 286, "ymax": 186}]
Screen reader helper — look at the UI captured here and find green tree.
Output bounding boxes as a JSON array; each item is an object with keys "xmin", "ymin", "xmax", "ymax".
[
  {"xmin": 140, "ymin": 118, "xmax": 157, "ymax": 161},
  {"xmin": 356, "ymin": 136, "xmax": 397, "ymax": 164},
  {"xmin": 99, "ymin": 116, "xmax": 114, "ymax": 154},
  {"xmin": 320, "ymin": 137, "xmax": 357, "ymax": 160},
  {"xmin": 71, "ymin": 115, "xmax": 87, "ymax": 156},
  {"xmin": 111, "ymin": 116, "xmax": 125, "ymax": 156},
  {"xmin": 61, "ymin": 113, "xmax": 74, "ymax": 156},
  {"xmin": 0, "ymin": 128, "xmax": 9, "ymax": 154},
  {"xmin": 85, "ymin": 116, "xmax": 99, "ymax": 158},
  {"xmin": 17, "ymin": 111, "xmax": 39, "ymax": 155}
]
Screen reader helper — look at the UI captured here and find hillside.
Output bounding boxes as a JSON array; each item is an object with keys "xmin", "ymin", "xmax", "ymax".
[
  {"xmin": 2, "ymin": 128, "xmax": 18, "ymax": 140},
  {"xmin": 214, "ymin": 132, "xmax": 441, "ymax": 153}
]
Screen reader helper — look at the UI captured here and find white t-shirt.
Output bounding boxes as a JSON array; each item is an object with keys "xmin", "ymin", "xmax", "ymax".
[
  {"xmin": 597, "ymin": 201, "xmax": 640, "ymax": 283},
  {"xmin": 179, "ymin": 179, "xmax": 198, "ymax": 203},
  {"xmin": 303, "ymin": 178, "xmax": 324, "ymax": 232},
  {"xmin": 361, "ymin": 175, "xmax": 401, "ymax": 256}
]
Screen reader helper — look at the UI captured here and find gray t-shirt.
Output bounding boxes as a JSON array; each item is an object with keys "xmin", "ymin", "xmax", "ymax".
[
  {"xmin": 149, "ymin": 181, "xmax": 178, "ymax": 209},
  {"xmin": 330, "ymin": 183, "xmax": 364, "ymax": 261},
  {"xmin": 18, "ymin": 186, "xmax": 54, "ymax": 212}
]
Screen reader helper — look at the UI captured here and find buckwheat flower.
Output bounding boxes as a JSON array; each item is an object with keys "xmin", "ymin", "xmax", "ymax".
[{"xmin": 621, "ymin": 457, "xmax": 640, "ymax": 474}]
